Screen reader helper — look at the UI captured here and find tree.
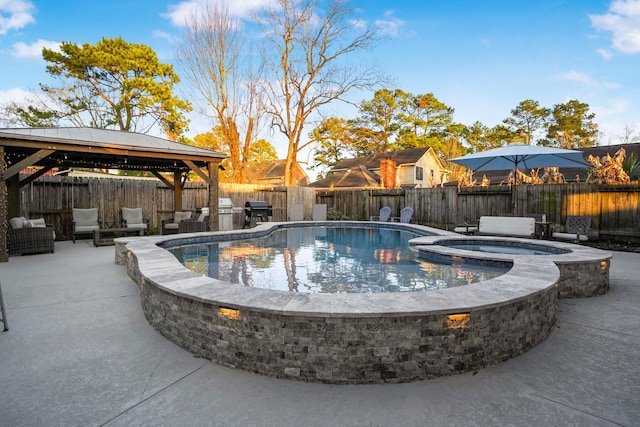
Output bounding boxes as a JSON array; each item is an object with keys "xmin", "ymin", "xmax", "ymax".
[
  {"xmin": 544, "ymin": 100, "xmax": 598, "ymax": 149},
  {"xmin": 191, "ymin": 130, "xmax": 277, "ymax": 182},
  {"xmin": 356, "ymin": 88, "xmax": 403, "ymax": 152},
  {"xmin": 7, "ymin": 37, "xmax": 191, "ymax": 140},
  {"xmin": 176, "ymin": 4, "xmax": 264, "ymax": 182},
  {"xmin": 309, "ymin": 117, "xmax": 356, "ymax": 177},
  {"xmin": 396, "ymin": 91, "xmax": 454, "ymax": 151},
  {"xmin": 256, "ymin": 0, "xmax": 380, "ymax": 186},
  {"xmin": 502, "ymin": 99, "xmax": 550, "ymax": 145}
]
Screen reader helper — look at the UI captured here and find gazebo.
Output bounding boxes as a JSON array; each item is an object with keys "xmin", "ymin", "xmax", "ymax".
[{"xmin": 0, "ymin": 127, "xmax": 227, "ymax": 262}]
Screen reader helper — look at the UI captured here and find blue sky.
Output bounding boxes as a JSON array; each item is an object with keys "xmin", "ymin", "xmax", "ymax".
[{"xmin": 1, "ymin": 0, "xmax": 639, "ymax": 163}]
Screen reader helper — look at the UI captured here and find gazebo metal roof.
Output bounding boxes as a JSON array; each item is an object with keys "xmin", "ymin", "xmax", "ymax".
[
  {"xmin": 0, "ymin": 127, "xmax": 226, "ymax": 172},
  {"xmin": 1, "ymin": 127, "xmax": 227, "ymax": 262}
]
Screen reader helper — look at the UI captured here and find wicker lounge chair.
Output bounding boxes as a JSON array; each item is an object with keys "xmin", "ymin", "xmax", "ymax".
[
  {"xmin": 162, "ymin": 211, "xmax": 193, "ymax": 235},
  {"xmin": 8, "ymin": 216, "xmax": 55, "ymax": 255}
]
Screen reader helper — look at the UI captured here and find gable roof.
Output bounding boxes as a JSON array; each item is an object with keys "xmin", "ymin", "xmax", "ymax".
[
  {"xmin": 308, "ymin": 165, "xmax": 380, "ymax": 189},
  {"xmin": 244, "ymin": 160, "xmax": 309, "ymax": 184},
  {"xmin": 333, "ymin": 148, "xmax": 435, "ymax": 171}
]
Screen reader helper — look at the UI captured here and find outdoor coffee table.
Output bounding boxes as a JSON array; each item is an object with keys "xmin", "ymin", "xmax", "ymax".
[{"xmin": 93, "ymin": 227, "xmax": 144, "ymax": 247}]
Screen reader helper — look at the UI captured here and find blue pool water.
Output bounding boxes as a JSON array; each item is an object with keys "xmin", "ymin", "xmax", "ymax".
[
  {"xmin": 167, "ymin": 227, "xmax": 511, "ymax": 294},
  {"xmin": 440, "ymin": 240, "xmax": 570, "ymax": 255}
]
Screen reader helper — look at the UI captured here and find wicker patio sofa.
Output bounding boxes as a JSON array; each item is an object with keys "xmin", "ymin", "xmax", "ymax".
[{"xmin": 8, "ymin": 217, "xmax": 55, "ymax": 255}]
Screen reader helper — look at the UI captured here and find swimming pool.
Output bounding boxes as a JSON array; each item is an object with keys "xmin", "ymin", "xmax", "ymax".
[
  {"xmin": 167, "ymin": 227, "xmax": 510, "ymax": 293},
  {"xmin": 115, "ymin": 220, "xmax": 611, "ymax": 384}
]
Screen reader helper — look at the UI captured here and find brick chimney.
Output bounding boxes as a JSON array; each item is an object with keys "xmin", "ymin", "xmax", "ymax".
[{"xmin": 380, "ymin": 158, "xmax": 397, "ymax": 189}]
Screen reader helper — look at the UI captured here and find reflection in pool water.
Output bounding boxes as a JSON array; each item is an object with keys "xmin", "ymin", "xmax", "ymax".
[{"xmin": 168, "ymin": 227, "xmax": 511, "ymax": 294}]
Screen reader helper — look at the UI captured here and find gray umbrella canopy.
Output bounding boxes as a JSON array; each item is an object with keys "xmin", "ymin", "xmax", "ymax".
[{"xmin": 449, "ymin": 143, "xmax": 591, "ymax": 172}]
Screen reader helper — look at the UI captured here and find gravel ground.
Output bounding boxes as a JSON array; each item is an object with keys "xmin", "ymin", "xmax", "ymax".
[{"xmin": 584, "ymin": 239, "xmax": 640, "ymax": 253}]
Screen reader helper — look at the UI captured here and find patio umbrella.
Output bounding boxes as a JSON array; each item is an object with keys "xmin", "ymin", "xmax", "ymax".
[
  {"xmin": 449, "ymin": 143, "xmax": 592, "ymax": 212},
  {"xmin": 449, "ymin": 143, "xmax": 591, "ymax": 174}
]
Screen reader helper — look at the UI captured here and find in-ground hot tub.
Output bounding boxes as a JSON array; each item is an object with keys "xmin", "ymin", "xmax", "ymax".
[
  {"xmin": 115, "ymin": 221, "xmax": 611, "ymax": 384},
  {"xmin": 409, "ymin": 235, "xmax": 611, "ymax": 298}
]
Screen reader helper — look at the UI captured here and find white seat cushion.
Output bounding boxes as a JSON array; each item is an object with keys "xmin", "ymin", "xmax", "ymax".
[
  {"xmin": 126, "ymin": 223, "xmax": 148, "ymax": 229},
  {"xmin": 552, "ymin": 232, "xmax": 589, "ymax": 242},
  {"xmin": 173, "ymin": 211, "xmax": 192, "ymax": 223},
  {"xmin": 75, "ymin": 225, "xmax": 99, "ymax": 233},
  {"xmin": 165, "ymin": 223, "xmax": 179, "ymax": 230}
]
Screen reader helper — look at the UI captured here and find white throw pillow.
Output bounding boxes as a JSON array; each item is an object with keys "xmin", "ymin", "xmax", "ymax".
[
  {"xmin": 9, "ymin": 217, "xmax": 24, "ymax": 229},
  {"xmin": 29, "ymin": 217, "xmax": 46, "ymax": 228}
]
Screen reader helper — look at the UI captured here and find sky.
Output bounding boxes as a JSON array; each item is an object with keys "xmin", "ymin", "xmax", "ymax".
[{"xmin": 1, "ymin": 0, "xmax": 639, "ymax": 174}]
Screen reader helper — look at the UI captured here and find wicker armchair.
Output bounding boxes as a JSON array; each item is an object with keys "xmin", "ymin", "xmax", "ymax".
[
  {"xmin": 161, "ymin": 211, "xmax": 193, "ymax": 235},
  {"xmin": 8, "ymin": 225, "xmax": 55, "ymax": 255}
]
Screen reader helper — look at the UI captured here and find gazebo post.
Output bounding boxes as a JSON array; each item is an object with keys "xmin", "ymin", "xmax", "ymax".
[
  {"xmin": 208, "ymin": 162, "xmax": 219, "ymax": 232},
  {"xmin": 0, "ymin": 146, "xmax": 7, "ymax": 262},
  {"xmin": 173, "ymin": 171, "xmax": 182, "ymax": 212}
]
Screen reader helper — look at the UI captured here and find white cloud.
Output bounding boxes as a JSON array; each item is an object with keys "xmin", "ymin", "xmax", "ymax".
[
  {"xmin": 590, "ymin": 0, "xmax": 640, "ymax": 54},
  {"xmin": 0, "ymin": 87, "xmax": 35, "ymax": 105},
  {"xmin": 375, "ymin": 10, "xmax": 404, "ymax": 37},
  {"xmin": 163, "ymin": 0, "xmax": 274, "ymax": 27},
  {"xmin": 555, "ymin": 70, "xmax": 621, "ymax": 89},
  {"xmin": 0, "ymin": 0, "xmax": 35, "ymax": 35},
  {"xmin": 153, "ymin": 30, "xmax": 179, "ymax": 45},
  {"xmin": 592, "ymin": 98, "xmax": 630, "ymax": 118},
  {"xmin": 12, "ymin": 39, "xmax": 59, "ymax": 58},
  {"xmin": 597, "ymin": 48, "xmax": 614, "ymax": 60}
]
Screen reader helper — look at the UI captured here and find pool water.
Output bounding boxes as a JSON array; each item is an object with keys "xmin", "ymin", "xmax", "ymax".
[
  {"xmin": 440, "ymin": 240, "xmax": 570, "ymax": 255},
  {"xmin": 168, "ymin": 227, "xmax": 510, "ymax": 294}
]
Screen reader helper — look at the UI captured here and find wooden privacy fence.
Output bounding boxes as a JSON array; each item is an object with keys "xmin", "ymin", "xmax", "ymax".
[
  {"xmin": 317, "ymin": 183, "xmax": 640, "ymax": 239},
  {"xmin": 17, "ymin": 176, "xmax": 315, "ymax": 240},
  {"xmin": 15, "ymin": 175, "xmax": 640, "ymax": 241}
]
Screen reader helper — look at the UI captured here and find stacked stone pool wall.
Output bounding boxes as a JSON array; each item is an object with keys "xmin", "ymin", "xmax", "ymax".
[{"xmin": 116, "ymin": 221, "xmax": 610, "ymax": 384}]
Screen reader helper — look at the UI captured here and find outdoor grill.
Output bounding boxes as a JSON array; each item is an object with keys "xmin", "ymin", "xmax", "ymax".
[{"xmin": 243, "ymin": 201, "xmax": 273, "ymax": 228}]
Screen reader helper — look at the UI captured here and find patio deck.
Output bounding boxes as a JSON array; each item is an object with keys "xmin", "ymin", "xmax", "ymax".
[{"xmin": 0, "ymin": 240, "xmax": 638, "ymax": 426}]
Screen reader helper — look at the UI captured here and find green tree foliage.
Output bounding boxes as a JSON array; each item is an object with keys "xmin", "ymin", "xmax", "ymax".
[
  {"xmin": 8, "ymin": 37, "xmax": 191, "ymax": 140},
  {"xmin": 396, "ymin": 91, "xmax": 455, "ymax": 151},
  {"xmin": 353, "ymin": 88, "xmax": 455, "ymax": 152},
  {"xmin": 309, "ymin": 117, "xmax": 357, "ymax": 178},
  {"xmin": 544, "ymin": 100, "xmax": 598, "ymax": 149},
  {"xmin": 356, "ymin": 88, "xmax": 403, "ymax": 152},
  {"xmin": 310, "ymin": 89, "xmax": 458, "ymax": 173},
  {"xmin": 502, "ymin": 99, "xmax": 550, "ymax": 145}
]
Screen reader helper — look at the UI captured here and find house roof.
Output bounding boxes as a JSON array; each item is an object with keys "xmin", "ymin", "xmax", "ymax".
[
  {"xmin": 308, "ymin": 165, "xmax": 380, "ymax": 189},
  {"xmin": 0, "ymin": 127, "xmax": 227, "ymax": 173},
  {"xmin": 333, "ymin": 148, "xmax": 435, "ymax": 171},
  {"xmin": 244, "ymin": 160, "xmax": 309, "ymax": 184}
]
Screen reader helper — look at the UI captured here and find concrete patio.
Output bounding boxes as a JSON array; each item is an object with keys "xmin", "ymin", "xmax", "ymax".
[{"xmin": 1, "ymin": 240, "xmax": 638, "ymax": 426}]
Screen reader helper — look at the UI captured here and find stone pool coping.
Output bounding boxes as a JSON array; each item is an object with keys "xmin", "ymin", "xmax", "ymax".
[
  {"xmin": 116, "ymin": 221, "xmax": 561, "ymax": 316},
  {"xmin": 114, "ymin": 221, "xmax": 610, "ymax": 384},
  {"xmin": 409, "ymin": 234, "xmax": 612, "ymax": 298}
]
